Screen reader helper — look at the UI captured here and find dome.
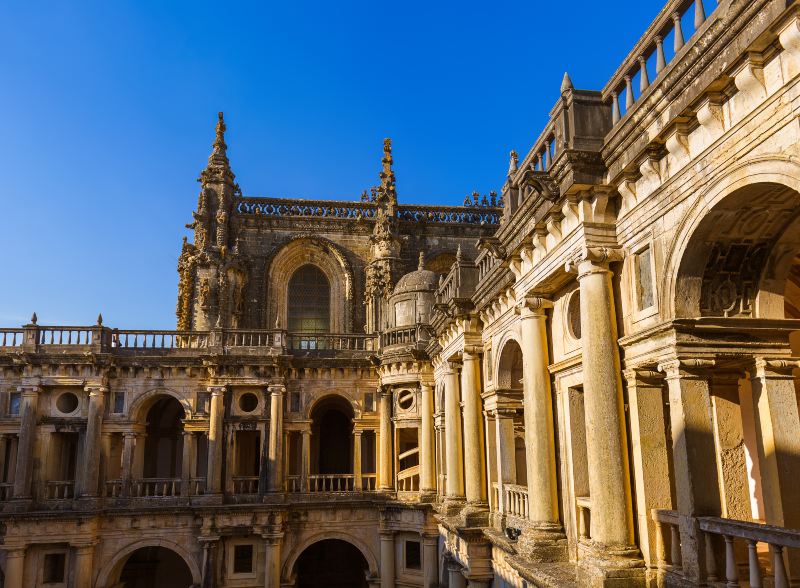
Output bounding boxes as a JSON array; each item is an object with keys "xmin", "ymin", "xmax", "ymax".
[{"xmin": 394, "ymin": 267, "xmax": 438, "ymax": 295}]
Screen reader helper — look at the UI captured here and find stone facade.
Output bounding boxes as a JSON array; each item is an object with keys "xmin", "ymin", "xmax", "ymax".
[{"xmin": 2, "ymin": 0, "xmax": 800, "ymax": 586}]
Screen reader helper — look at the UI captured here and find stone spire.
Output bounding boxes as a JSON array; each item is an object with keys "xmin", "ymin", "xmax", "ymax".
[
  {"xmin": 378, "ymin": 138, "xmax": 397, "ymax": 207},
  {"xmin": 418, "ymin": 251, "xmax": 425, "ymax": 271},
  {"xmin": 200, "ymin": 112, "xmax": 235, "ymax": 185},
  {"xmin": 561, "ymin": 72, "xmax": 574, "ymax": 93},
  {"xmin": 508, "ymin": 150, "xmax": 519, "ymax": 177}
]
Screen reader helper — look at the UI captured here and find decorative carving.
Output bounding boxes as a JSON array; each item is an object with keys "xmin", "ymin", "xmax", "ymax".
[{"xmin": 700, "ymin": 241, "xmax": 768, "ymax": 317}]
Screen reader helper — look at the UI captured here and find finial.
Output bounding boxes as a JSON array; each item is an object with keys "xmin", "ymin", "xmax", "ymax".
[
  {"xmin": 508, "ymin": 150, "xmax": 518, "ymax": 177},
  {"xmin": 30, "ymin": 312, "xmax": 37, "ymax": 325},
  {"xmin": 561, "ymin": 72, "xmax": 574, "ymax": 93},
  {"xmin": 472, "ymin": 191, "xmax": 480, "ymax": 206},
  {"xmin": 97, "ymin": 313, "xmax": 103, "ymax": 326},
  {"xmin": 201, "ymin": 111, "xmax": 233, "ymax": 181},
  {"xmin": 456, "ymin": 244, "xmax": 462, "ymax": 262},
  {"xmin": 379, "ymin": 138, "xmax": 397, "ymax": 203},
  {"xmin": 463, "ymin": 195, "xmax": 471, "ymax": 207},
  {"xmin": 418, "ymin": 251, "xmax": 425, "ymax": 271}
]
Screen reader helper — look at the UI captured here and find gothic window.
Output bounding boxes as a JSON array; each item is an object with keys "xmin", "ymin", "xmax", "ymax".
[{"xmin": 288, "ymin": 265, "xmax": 331, "ymax": 333}]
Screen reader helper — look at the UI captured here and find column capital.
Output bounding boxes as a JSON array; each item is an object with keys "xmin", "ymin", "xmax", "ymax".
[
  {"xmin": 752, "ymin": 357, "xmax": 800, "ymax": 379},
  {"xmin": 565, "ymin": 246, "xmax": 624, "ymax": 276},
  {"xmin": 379, "ymin": 529, "xmax": 395, "ymax": 539},
  {"xmin": 3, "ymin": 545, "xmax": 26, "ymax": 556},
  {"xmin": 462, "ymin": 345, "xmax": 482, "ymax": 360},
  {"xmin": 519, "ymin": 295, "xmax": 553, "ymax": 317},
  {"xmin": 207, "ymin": 385, "xmax": 226, "ymax": 395},
  {"xmin": 622, "ymin": 367, "xmax": 664, "ymax": 386},
  {"xmin": 16, "ymin": 385, "xmax": 40, "ymax": 397},
  {"xmin": 657, "ymin": 357, "xmax": 715, "ymax": 380},
  {"xmin": 84, "ymin": 385, "xmax": 108, "ymax": 395},
  {"xmin": 268, "ymin": 383, "xmax": 286, "ymax": 395}
]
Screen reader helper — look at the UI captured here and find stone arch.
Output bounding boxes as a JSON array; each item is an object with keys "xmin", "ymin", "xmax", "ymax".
[
  {"xmin": 495, "ymin": 332, "xmax": 523, "ymax": 390},
  {"xmin": 282, "ymin": 532, "xmax": 379, "ymax": 582},
  {"xmin": 305, "ymin": 392, "xmax": 359, "ymax": 421},
  {"xmin": 266, "ymin": 236, "xmax": 355, "ymax": 332},
  {"xmin": 95, "ymin": 538, "xmax": 202, "ymax": 587},
  {"xmin": 128, "ymin": 388, "xmax": 192, "ymax": 423},
  {"xmin": 665, "ymin": 157, "xmax": 800, "ymax": 318}
]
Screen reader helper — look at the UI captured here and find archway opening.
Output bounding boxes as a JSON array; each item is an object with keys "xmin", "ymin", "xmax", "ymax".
[
  {"xmin": 288, "ymin": 264, "xmax": 331, "ymax": 334},
  {"xmin": 295, "ymin": 539, "xmax": 369, "ymax": 588},
  {"xmin": 310, "ymin": 396, "xmax": 354, "ymax": 475},
  {"xmin": 143, "ymin": 396, "xmax": 185, "ymax": 479},
  {"xmin": 117, "ymin": 546, "xmax": 193, "ymax": 588}
]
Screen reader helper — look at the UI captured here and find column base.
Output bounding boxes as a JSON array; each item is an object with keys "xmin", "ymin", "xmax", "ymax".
[
  {"xmin": 577, "ymin": 540, "xmax": 645, "ymax": 588},
  {"xmin": 192, "ymin": 493, "xmax": 224, "ymax": 506},
  {"xmin": 459, "ymin": 502, "xmax": 489, "ymax": 527},
  {"xmin": 440, "ymin": 497, "xmax": 465, "ymax": 516},
  {"xmin": 517, "ymin": 523, "xmax": 569, "ymax": 562},
  {"xmin": 75, "ymin": 496, "xmax": 103, "ymax": 510},
  {"xmin": 418, "ymin": 490, "xmax": 437, "ymax": 503}
]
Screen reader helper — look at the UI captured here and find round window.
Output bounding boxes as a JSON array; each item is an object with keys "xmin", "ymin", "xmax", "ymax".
[
  {"xmin": 398, "ymin": 390, "xmax": 415, "ymax": 411},
  {"xmin": 56, "ymin": 392, "xmax": 79, "ymax": 414},
  {"xmin": 238, "ymin": 392, "xmax": 259, "ymax": 413},
  {"xmin": 567, "ymin": 290, "xmax": 582, "ymax": 340}
]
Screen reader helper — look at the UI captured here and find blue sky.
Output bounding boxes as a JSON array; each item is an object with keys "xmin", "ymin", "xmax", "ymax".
[{"xmin": 0, "ymin": 0, "xmax": 667, "ymax": 328}]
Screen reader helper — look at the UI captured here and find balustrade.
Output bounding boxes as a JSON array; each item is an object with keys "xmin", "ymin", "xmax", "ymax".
[
  {"xmin": 232, "ymin": 476, "xmax": 259, "ymax": 495},
  {"xmin": 504, "ymin": 484, "xmax": 530, "ymax": 520},
  {"xmin": 397, "ymin": 465, "xmax": 420, "ymax": 493},
  {"xmin": 380, "ymin": 325, "xmax": 430, "ymax": 349},
  {"xmin": 45, "ymin": 480, "xmax": 75, "ymax": 500},
  {"xmin": 130, "ymin": 478, "xmax": 182, "ymax": 498},
  {"xmin": 576, "ymin": 496, "xmax": 592, "ymax": 541},
  {"xmin": 361, "ymin": 473, "xmax": 377, "ymax": 491},
  {"xmin": 0, "ymin": 329, "xmax": 23, "ymax": 348},
  {"xmin": 307, "ymin": 474, "xmax": 356, "ymax": 493},
  {"xmin": 112, "ymin": 330, "xmax": 210, "ymax": 349},
  {"xmin": 287, "ymin": 333, "xmax": 375, "ymax": 353},
  {"xmin": 652, "ymin": 510, "xmax": 683, "ymax": 572},
  {"xmin": 38, "ymin": 327, "xmax": 93, "ymax": 346}
]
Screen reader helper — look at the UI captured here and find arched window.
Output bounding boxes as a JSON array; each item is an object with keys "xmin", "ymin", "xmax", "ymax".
[{"xmin": 288, "ymin": 265, "xmax": 331, "ymax": 333}]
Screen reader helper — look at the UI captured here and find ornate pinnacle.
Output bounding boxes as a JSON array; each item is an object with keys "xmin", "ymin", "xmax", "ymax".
[
  {"xmin": 561, "ymin": 72, "xmax": 574, "ymax": 93},
  {"xmin": 378, "ymin": 138, "xmax": 397, "ymax": 203},
  {"xmin": 200, "ymin": 111, "xmax": 235, "ymax": 184},
  {"xmin": 508, "ymin": 150, "xmax": 518, "ymax": 177},
  {"xmin": 30, "ymin": 312, "xmax": 37, "ymax": 325},
  {"xmin": 97, "ymin": 313, "xmax": 103, "ymax": 326},
  {"xmin": 418, "ymin": 251, "xmax": 425, "ymax": 271},
  {"xmin": 456, "ymin": 244, "xmax": 462, "ymax": 262}
]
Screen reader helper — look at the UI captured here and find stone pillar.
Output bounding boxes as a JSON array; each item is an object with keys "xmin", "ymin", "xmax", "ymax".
[
  {"xmin": 380, "ymin": 531, "xmax": 395, "ymax": 588},
  {"xmin": 624, "ymin": 368, "xmax": 673, "ymax": 568},
  {"xmin": 121, "ymin": 432, "xmax": 137, "ymax": 496},
  {"xmin": 419, "ymin": 382, "xmax": 436, "ymax": 496},
  {"xmin": 206, "ymin": 386, "xmax": 226, "ymax": 495},
  {"xmin": 199, "ymin": 536, "xmax": 220, "ymax": 588},
  {"xmin": 3, "ymin": 547, "xmax": 25, "ymax": 588},
  {"xmin": 267, "ymin": 383, "xmax": 285, "ymax": 492},
  {"xmin": 447, "ymin": 560, "xmax": 466, "ymax": 588},
  {"xmin": 422, "ymin": 534, "xmax": 438, "ymax": 588},
  {"xmin": 12, "ymin": 385, "xmax": 39, "ymax": 499},
  {"xmin": 711, "ymin": 373, "xmax": 751, "ymax": 521},
  {"xmin": 99, "ymin": 432, "xmax": 113, "ymax": 496},
  {"xmin": 519, "ymin": 297, "xmax": 559, "ymax": 525},
  {"xmin": 80, "ymin": 385, "xmax": 106, "ymax": 497},
  {"xmin": 181, "ymin": 431, "xmax": 196, "ymax": 497},
  {"xmin": 353, "ymin": 430, "xmax": 363, "ymax": 491},
  {"xmin": 461, "ymin": 349, "xmax": 486, "ymax": 505},
  {"xmin": 300, "ymin": 428, "xmax": 310, "ymax": 492},
  {"xmin": 658, "ymin": 358, "xmax": 720, "ymax": 582},
  {"xmin": 575, "ymin": 250, "xmax": 634, "ymax": 547},
  {"xmin": 263, "ymin": 532, "xmax": 283, "ymax": 588},
  {"xmin": 379, "ymin": 389, "xmax": 393, "ymax": 491},
  {"xmin": 494, "ymin": 408, "xmax": 517, "ymax": 514},
  {"xmin": 73, "ymin": 543, "xmax": 95, "ymax": 588},
  {"xmin": 443, "ymin": 363, "xmax": 465, "ymax": 500}
]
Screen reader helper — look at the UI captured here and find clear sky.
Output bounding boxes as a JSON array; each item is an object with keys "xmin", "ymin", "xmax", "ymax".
[{"xmin": 0, "ymin": 0, "xmax": 668, "ymax": 329}]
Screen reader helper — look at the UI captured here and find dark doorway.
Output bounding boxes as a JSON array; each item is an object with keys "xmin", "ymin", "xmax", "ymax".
[
  {"xmin": 311, "ymin": 397, "xmax": 353, "ymax": 474},
  {"xmin": 143, "ymin": 397, "xmax": 185, "ymax": 478},
  {"xmin": 118, "ymin": 546, "xmax": 193, "ymax": 588},
  {"xmin": 295, "ymin": 539, "xmax": 369, "ymax": 588}
]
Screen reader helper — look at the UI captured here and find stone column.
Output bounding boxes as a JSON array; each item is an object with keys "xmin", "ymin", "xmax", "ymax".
[
  {"xmin": 624, "ymin": 368, "xmax": 673, "ymax": 567},
  {"xmin": 461, "ymin": 348, "xmax": 486, "ymax": 505},
  {"xmin": 12, "ymin": 385, "xmax": 39, "ymax": 499},
  {"xmin": 181, "ymin": 431, "xmax": 196, "ymax": 497},
  {"xmin": 750, "ymin": 358, "xmax": 800, "ymax": 529},
  {"xmin": 79, "ymin": 385, "xmax": 105, "ymax": 498},
  {"xmin": 419, "ymin": 382, "xmax": 436, "ymax": 496},
  {"xmin": 99, "ymin": 432, "xmax": 113, "ymax": 496},
  {"xmin": 711, "ymin": 373, "xmax": 751, "ymax": 521},
  {"xmin": 658, "ymin": 358, "xmax": 720, "ymax": 582},
  {"xmin": 380, "ymin": 531, "xmax": 395, "ymax": 588},
  {"xmin": 422, "ymin": 534, "xmax": 438, "ymax": 588},
  {"xmin": 3, "ymin": 547, "xmax": 25, "ymax": 588},
  {"xmin": 353, "ymin": 430, "xmax": 363, "ymax": 491},
  {"xmin": 300, "ymin": 428, "xmax": 310, "ymax": 492},
  {"xmin": 263, "ymin": 532, "xmax": 283, "ymax": 588},
  {"xmin": 519, "ymin": 297, "xmax": 559, "ymax": 525},
  {"xmin": 493, "ymin": 408, "xmax": 517, "ymax": 515},
  {"xmin": 206, "ymin": 385, "xmax": 226, "ymax": 495},
  {"xmin": 267, "ymin": 383, "xmax": 285, "ymax": 492},
  {"xmin": 199, "ymin": 536, "xmax": 220, "ymax": 588},
  {"xmin": 447, "ymin": 560, "xmax": 467, "ymax": 588},
  {"xmin": 574, "ymin": 250, "xmax": 634, "ymax": 547},
  {"xmin": 73, "ymin": 543, "xmax": 95, "ymax": 588},
  {"xmin": 379, "ymin": 389, "xmax": 393, "ymax": 491},
  {"xmin": 121, "ymin": 432, "xmax": 137, "ymax": 497},
  {"xmin": 443, "ymin": 363, "xmax": 465, "ymax": 500}
]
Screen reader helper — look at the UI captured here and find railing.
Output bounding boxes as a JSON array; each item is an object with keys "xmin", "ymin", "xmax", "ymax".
[
  {"xmin": 286, "ymin": 475, "xmax": 301, "ymax": 492},
  {"xmin": 380, "ymin": 325, "xmax": 431, "ymax": 349},
  {"xmin": 232, "ymin": 476, "xmax": 259, "ymax": 494},
  {"xmin": 0, "ymin": 329, "xmax": 23, "ymax": 348},
  {"xmin": 307, "ymin": 474, "xmax": 355, "ymax": 493},
  {"xmin": 224, "ymin": 330, "xmax": 279, "ymax": 347},
  {"xmin": 112, "ymin": 330, "xmax": 211, "ymax": 349},
  {"xmin": 699, "ymin": 517, "xmax": 800, "ymax": 588},
  {"xmin": 652, "ymin": 509, "xmax": 683, "ymax": 571},
  {"xmin": 576, "ymin": 496, "xmax": 592, "ymax": 541},
  {"xmin": 237, "ymin": 198, "xmax": 378, "ymax": 220},
  {"xmin": 38, "ymin": 327, "xmax": 93, "ymax": 346},
  {"xmin": 45, "ymin": 480, "xmax": 75, "ymax": 500},
  {"xmin": 397, "ymin": 465, "xmax": 420, "ymax": 492},
  {"xmin": 603, "ymin": 0, "xmax": 717, "ymax": 125},
  {"xmin": 504, "ymin": 484, "xmax": 529, "ymax": 520},
  {"xmin": 397, "ymin": 204, "xmax": 501, "ymax": 226},
  {"xmin": 361, "ymin": 474, "xmax": 377, "ymax": 492},
  {"xmin": 105, "ymin": 479, "xmax": 124, "ymax": 498},
  {"xmin": 130, "ymin": 478, "xmax": 181, "ymax": 498},
  {"xmin": 0, "ymin": 483, "xmax": 12, "ymax": 501},
  {"xmin": 286, "ymin": 333, "xmax": 376, "ymax": 353}
]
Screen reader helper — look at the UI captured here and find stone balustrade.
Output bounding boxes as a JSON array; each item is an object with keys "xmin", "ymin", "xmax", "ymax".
[
  {"xmin": 306, "ymin": 474, "xmax": 356, "ymax": 493},
  {"xmin": 232, "ymin": 476, "xmax": 259, "ymax": 495},
  {"xmin": 45, "ymin": 480, "xmax": 75, "ymax": 500},
  {"xmin": 576, "ymin": 496, "xmax": 592, "ymax": 541},
  {"xmin": 604, "ymin": 0, "xmax": 714, "ymax": 124},
  {"xmin": 0, "ymin": 329, "xmax": 24, "ymax": 348},
  {"xmin": 503, "ymin": 484, "xmax": 529, "ymax": 520}
]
